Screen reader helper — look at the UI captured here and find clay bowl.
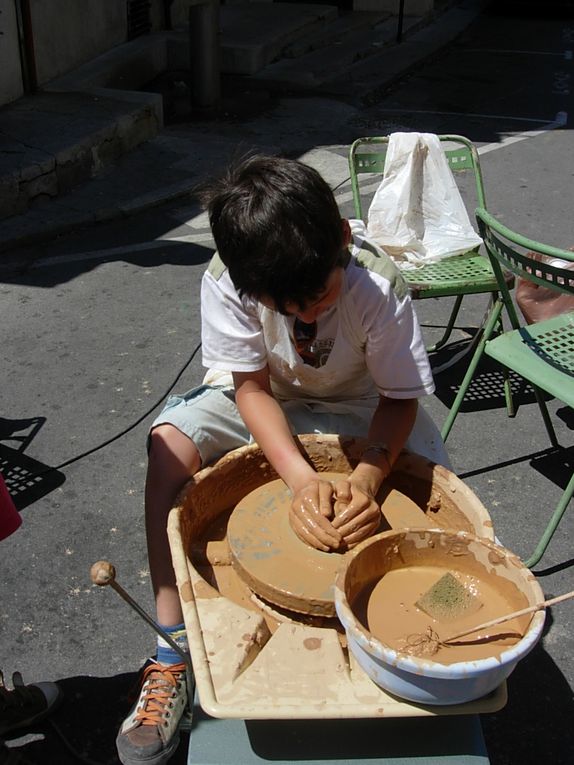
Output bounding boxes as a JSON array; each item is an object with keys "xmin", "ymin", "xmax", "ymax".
[{"xmin": 334, "ymin": 529, "xmax": 545, "ymax": 705}]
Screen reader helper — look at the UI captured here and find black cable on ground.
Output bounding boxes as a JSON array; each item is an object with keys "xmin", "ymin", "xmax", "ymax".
[
  {"xmin": 29, "ymin": 341, "xmax": 203, "ymax": 479},
  {"xmin": 16, "ymin": 176, "xmax": 351, "ymax": 480}
]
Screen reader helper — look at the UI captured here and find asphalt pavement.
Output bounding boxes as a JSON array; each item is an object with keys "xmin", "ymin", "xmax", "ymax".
[{"xmin": 2, "ymin": 2, "xmax": 574, "ymax": 764}]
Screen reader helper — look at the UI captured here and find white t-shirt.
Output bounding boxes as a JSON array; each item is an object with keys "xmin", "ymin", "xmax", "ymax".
[{"xmin": 201, "ymin": 244, "xmax": 434, "ymax": 403}]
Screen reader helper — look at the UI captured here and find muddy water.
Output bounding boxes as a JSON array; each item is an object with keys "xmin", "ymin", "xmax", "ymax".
[{"xmin": 353, "ymin": 566, "xmax": 531, "ymax": 664}]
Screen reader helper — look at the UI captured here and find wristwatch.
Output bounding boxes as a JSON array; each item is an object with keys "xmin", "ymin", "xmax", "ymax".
[{"xmin": 361, "ymin": 443, "xmax": 393, "ymax": 472}]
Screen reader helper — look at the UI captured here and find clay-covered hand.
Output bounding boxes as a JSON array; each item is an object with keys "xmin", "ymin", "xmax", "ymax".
[
  {"xmin": 289, "ymin": 479, "xmax": 343, "ymax": 552},
  {"xmin": 331, "ymin": 480, "xmax": 381, "ymax": 549}
]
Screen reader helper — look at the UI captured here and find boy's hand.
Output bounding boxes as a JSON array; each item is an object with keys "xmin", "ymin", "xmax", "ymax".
[
  {"xmin": 289, "ymin": 480, "xmax": 343, "ymax": 552},
  {"xmin": 331, "ymin": 480, "xmax": 381, "ymax": 549}
]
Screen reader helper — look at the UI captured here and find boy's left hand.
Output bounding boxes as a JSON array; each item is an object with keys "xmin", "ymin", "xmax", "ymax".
[{"xmin": 331, "ymin": 480, "xmax": 381, "ymax": 549}]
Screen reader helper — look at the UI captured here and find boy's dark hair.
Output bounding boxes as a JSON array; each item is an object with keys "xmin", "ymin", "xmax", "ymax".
[{"xmin": 201, "ymin": 154, "xmax": 345, "ymax": 313}]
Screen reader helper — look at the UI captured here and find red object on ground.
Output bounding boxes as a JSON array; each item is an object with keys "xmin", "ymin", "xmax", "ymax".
[{"xmin": 0, "ymin": 473, "xmax": 21, "ymax": 541}]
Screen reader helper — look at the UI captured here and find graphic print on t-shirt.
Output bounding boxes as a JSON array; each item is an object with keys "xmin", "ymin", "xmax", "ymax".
[{"xmin": 292, "ymin": 318, "xmax": 334, "ymax": 368}]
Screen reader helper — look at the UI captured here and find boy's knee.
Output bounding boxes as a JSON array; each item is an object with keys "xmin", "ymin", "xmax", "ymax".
[
  {"xmin": 148, "ymin": 424, "xmax": 175, "ymax": 460},
  {"xmin": 148, "ymin": 424, "xmax": 202, "ymax": 476},
  {"xmin": 149, "ymin": 423, "xmax": 177, "ymax": 448}
]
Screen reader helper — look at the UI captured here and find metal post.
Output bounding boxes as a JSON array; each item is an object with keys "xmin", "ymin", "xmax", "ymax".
[
  {"xmin": 397, "ymin": 0, "xmax": 405, "ymax": 43},
  {"xmin": 164, "ymin": 0, "xmax": 175, "ymax": 29},
  {"xmin": 189, "ymin": 0, "xmax": 221, "ymax": 112},
  {"xmin": 15, "ymin": 0, "xmax": 38, "ymax": 92}
]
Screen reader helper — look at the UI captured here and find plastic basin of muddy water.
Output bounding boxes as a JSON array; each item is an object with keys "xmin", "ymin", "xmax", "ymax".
[{"xmin": 334, "ymin": 528, "xmax": 546, "ymax": 706}]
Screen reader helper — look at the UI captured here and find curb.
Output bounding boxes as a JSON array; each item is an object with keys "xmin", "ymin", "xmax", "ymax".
[{"xmin": 0, "ymin": 178, "xmax": 197, "ymax": 256}]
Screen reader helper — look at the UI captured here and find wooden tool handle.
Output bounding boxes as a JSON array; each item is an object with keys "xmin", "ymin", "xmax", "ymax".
[{"xmin": 443, "ymin": 589, "xmax": 574, "ymax": 644}]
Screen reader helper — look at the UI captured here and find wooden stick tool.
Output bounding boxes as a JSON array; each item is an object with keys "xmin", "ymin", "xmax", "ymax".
[{"xmin": 443, "ymin": 588, "xmax": 574, "ymax": 644}]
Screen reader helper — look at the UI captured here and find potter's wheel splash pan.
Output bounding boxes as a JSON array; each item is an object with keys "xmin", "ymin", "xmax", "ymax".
[{"xmin": 168, "ymin": 435, "xmax": 504, "ymax": 720}]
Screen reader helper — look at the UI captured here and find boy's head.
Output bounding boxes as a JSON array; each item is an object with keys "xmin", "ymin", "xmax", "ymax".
[{"xmin": 201, "ymin": 154, "xmax": 349, "ymax": 314}]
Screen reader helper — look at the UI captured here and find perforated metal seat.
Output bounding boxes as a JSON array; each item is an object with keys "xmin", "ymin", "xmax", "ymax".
[
  {"xmin": 487, "ymin": 318, "xmax": 574, "ymax": 389},
  {"xmin": 404, "ymin": 255, "xmax": 498, "ymax": 297}
]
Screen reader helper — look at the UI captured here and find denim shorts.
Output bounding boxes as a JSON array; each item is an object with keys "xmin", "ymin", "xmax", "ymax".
[{"xmin": 150, "ymin": 384, "xmax": 450, "ymax": 470}]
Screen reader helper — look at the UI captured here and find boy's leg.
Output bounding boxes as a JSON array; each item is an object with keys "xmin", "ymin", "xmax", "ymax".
[
  {"xmin": 118, "ymin": 386, "xmax": 251, "ymax": 765},
  {"xmin": 117, "ymin": 425, "xmax": 199, "ymax": 765},
  {"xmin": 404, "ymin": 403, "xmax": 452, "ymax": 469},
  {"xmin": 145, "ymin": 425, "xmax": 200, "ymax": 626},
  {"xmin": 281, "ymin": 398, "xmax": 451, "ymax": 469}
]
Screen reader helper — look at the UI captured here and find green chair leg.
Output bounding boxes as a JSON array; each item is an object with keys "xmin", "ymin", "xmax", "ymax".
[
  {"xmin": 426, "ymin": 295, "xmax": 464, "ymax": 353},
  {"xmin": 441, "ymin": 300, "xmax": 504, "ymax": 443},
  {"xmin": 532, "ymin": 386, "xmax": 559, "ymax": 448},
  {"xmin": 524, "ymin": 470, "xmax": 574, "ymax": 568},
  {"xmin": 502, "ymin": 368, "xmax": 515, "ymax": 418}
]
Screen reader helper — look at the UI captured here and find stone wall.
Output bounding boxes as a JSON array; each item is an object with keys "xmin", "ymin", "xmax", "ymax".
[
  {"xmin": 0, "ymin": 0, "xmax": 24, "ymax": 104},
  {"xmin": 31, "ymin": 0, "xmax": 127, "ymax": 86},
  {"xmin": 0, "ymin": 0, "xmax": 164, "ymax": 107}
]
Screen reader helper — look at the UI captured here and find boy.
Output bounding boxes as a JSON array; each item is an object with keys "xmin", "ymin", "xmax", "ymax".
[{"xmin": 116, "ymin": 155, "xmax": 449, "ymax": 765}]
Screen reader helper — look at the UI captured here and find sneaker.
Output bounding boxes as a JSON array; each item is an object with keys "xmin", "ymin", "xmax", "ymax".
[
  {"xmin": 116, "ymin": 661, "xmax": 188, "ymax": 765},
  {"xmin": 0, "ymin": 670, "xmax": 63, "ymax": 737}
]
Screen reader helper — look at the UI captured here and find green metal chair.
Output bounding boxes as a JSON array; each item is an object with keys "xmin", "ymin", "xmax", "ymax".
[
  {"xmin": 442, "ymin": 207, "xmax": 574, "ymax": 567},
  {"xmin": 348, "ymin": 134, "xmax": 504, "ymax": 352}
]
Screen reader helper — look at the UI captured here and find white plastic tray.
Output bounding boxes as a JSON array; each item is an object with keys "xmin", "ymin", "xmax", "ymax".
[{"xmin": 168, "ymin": 437, "xmax": 506, "ymax": 720}]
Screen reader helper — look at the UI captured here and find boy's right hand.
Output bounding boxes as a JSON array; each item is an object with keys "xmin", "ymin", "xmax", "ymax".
[{"xmin": 289, "ymin": 480, "xmax": 343, "ymax": 552}]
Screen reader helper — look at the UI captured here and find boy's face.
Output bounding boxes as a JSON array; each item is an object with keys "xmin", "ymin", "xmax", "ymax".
[
  {"xmin": 260, "ymin": 265, "xmax": 344, "ymax": 324},
  {"xmin": 259, "ymin": 219, "xmax": 351, "ymax": 324},
  {"xmin": 286, "ymin": 266, "xmax": 344, "ymax": 323}
]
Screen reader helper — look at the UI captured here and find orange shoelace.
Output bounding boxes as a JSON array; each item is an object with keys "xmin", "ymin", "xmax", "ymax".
[{"xmin": 134, "ymin": 662, "xmax": 186, "ymax": 726}]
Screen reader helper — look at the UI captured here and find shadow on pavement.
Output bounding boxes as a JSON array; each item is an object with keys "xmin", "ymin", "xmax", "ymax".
[
  {"xmin": 0, "ymin": 418, "xmax": 66, "ymax": 511},
  {"xmin": 482, "ymin": 637, "xmax": 574, "ymax": 765},
  {"xmin": 431, "ymin": 338, "xmax": 547, "ymax": 414},
  {"xmin": 3, "ymin": 672, "xmax": 190, "ymax": 765},
  {"xmin": 531, "ymin": 446, "xmax": 574, "ymax": 492},
  {"xmin": 3, "ymin": 240, "xmax": 214, "ymax": 289},
  {"xmin": 3, "ymin": 646, "xmax": 572, "ymax": 765}
]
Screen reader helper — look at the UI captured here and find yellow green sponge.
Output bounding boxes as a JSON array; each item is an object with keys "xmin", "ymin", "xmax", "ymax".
[{"xmin": 415, "ymin": 572, "xmax": 483, "ymax": 623}]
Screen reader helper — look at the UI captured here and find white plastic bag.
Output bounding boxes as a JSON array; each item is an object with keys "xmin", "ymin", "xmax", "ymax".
[{"xmin": 366, "ymin": 133, "xmax": 483, "ymax": 270}]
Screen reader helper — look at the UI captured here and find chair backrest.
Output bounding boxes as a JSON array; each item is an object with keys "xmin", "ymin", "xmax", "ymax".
[
  {"xmin": 476, "ymin": 207, "xmax": 574, "ymax": 296},
  {"xmin": 476, "ymin": 207, "xmax": 574, "ymax": 328},
  {"xmin": 348, "ymin": 134, "xmax": 486, "ymax": 221}
]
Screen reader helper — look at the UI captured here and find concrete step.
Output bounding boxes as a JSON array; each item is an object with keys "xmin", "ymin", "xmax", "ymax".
[
  {"xmin": 218, "ymin": 2, "xmax": 339, "ymax": 74},
  {"xmin": 0, "ymin": 0, "xmax": 468, "ymax": 230},
  {"xmin": 0, "ymin": 128, "xmax": 245, "ymax": 256},
  {"xmin": 0, "ymin": 89, "xmax": 161, "ymax": 221},
  {"xmin": 280, "ymin": 10, "xmax": 392, "ymax": 59},
  {"xmin": 0, "ymin": 3, "xmax": 340, "ymax": 223},
  {"xmin": 251, "ymin": 13, "xmax": 426, "ymax": 92}
]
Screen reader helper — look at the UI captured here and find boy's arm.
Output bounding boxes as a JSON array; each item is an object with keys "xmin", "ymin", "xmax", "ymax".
[
  {"xmin": 232, "ymin": 368, "xmax": 343, "ymax": 551},
  {"xmin": 353, "ymin": 394, "xmax": 418, "ymax": 496},
  {"xmin": 331, "ymin": 395, "xmax": 418, "ymax": 547}
]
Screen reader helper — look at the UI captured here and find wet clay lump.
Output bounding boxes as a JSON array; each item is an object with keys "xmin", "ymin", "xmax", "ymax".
[{"xmin": 227, "ymin": 473, "xmax": 431, "ymax": 616}]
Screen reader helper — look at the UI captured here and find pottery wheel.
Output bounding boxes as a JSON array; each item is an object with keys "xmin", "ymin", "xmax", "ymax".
[
  {"xmin": 227, "ymin": 472, "xmax": 429, "ymax": 617},
  {"xmin": 227, "ymin": 473, "xmax": 347, "ymax": 617}
]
